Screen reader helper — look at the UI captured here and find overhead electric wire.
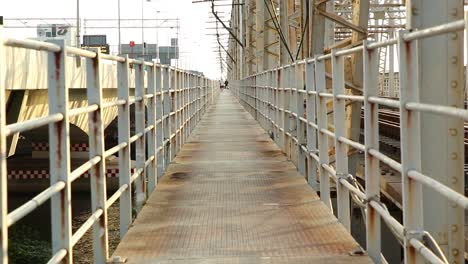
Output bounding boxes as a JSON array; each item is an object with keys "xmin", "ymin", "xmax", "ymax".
[{"xmin": 211, "ymin": 0, "xmax": 244, "ymax": 48}]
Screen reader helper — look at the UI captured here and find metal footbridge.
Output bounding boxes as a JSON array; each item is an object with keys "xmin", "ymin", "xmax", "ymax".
[{"xmin": 1, "ymin": 3, "xmax": 468, "ymax": 263}]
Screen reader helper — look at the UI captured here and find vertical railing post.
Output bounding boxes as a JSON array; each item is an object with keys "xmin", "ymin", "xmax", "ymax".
[
  {"xmin": 398, "ymin": 30, "xmax": 424, "ymax": 264},
  {"xmin": 0, "ymin": 22, "xmax": 8, "ymax": 264},
  {"xmin": 175, "ymin": 70, "xmax": 180, "ymax": 154},
  {"xmin": 183, "ymin": 72, "xmax": 186, "ymax": 136},
  {"xmin": 169, "ymin": 69, "xmax": 179, "ymax": 161},
  {"xmin": 269, "ymin": 71, "xmax": 274, "ymax": 137},
  {"xmin": 155, "ymin": 66, "xmax": 164, "ymax": 179},
  {"xmin": 48, "ymin": 39, "xmax": 73, "ymax": 263},
  {"xmin": 274, "ymin": 69, "xmax": 281, "ymax": 146},
  {"xmin": 117, "ymin": 56, "xmax": 131, "ymax": 238},
  {"xmin": 331, "ymin": 50, "xmax": 351, "ymax": 230},
  {"xmin": 296, "ymin": 63, "xmax": 306, "ymax": 176},
  {"xmin": 315, "ymin": 58, "xmax": 332, "ymax": 210},
  {"xmin": 283, "ymin": 68, "xmax": 291, "ymax": 157},
  {"xmin": 305, "ymin": 61, "xmax": 318, "ymax": 191},
  {"xmin": 278, "ymin": 69, "xmax": 285, "ymax": 150},
  {"xmin": 290, "ymin": 67, "xmax": 297, "ymax": 163},
  {"xmin": 163, "ymin": 67, "xmax": 172, "ymax": 168},
  {"xmin": 86, "ymin": 48, "xmax": 109, "ymax": 263},
  {"xmin": 134, "ymin": 63, "xmax": 146, "ymax": 212},
  {"xmin": 363, "ymin": 41, "xmax": 381, "ymax": 262},
  {"xmin": 147, "ymin": 63, "xmax": 157, "ymax": 193}
]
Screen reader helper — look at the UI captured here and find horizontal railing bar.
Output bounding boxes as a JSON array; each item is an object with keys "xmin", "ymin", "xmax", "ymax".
[
  {"xmin": 144, "ymin": 125, "xmax": 154, "ymax": 134},
  {"xmin": 336, "ymin": 94, "xmax": 365, "ymax": 102},
  {"xmin": 319, "ymin": 92, "xmax": 334, "ymax": 98},
  {"xmin": 404, "ymin": 19, "xmax": 464, "ymax": 42},
  {"xmin": 70, "ymin": 156, "xmax": 102, "ymax": 182},
  {"xmin": 100, "ymin": 53, "xmax": 126, "ymax": 62},
  {"xmin": 7, "ymin": 181, "xmax": 66, "ymax": 227},
  {"xmin": 369, "ymin": 200, "xmax": 404, "ymax": 241},
  {"xmin": 322, "ymin": 163, "xmax": 336, "ymax": 178},
  {"xmin": 368, "ymin": 148, "xmax": 402, "ymax": 172},
  {"xmin": 106, "ymin": 184, "xmax": 129, "ymax": 209},
  {"xmin": 127, "ymin": 58, "xmax": 144, "ymax": 65},
  {"xmin": 71, "ymin": 208, "xmax": 103, "ymax": 246},
  {"xmin": 339, "ymin": 178, "xmax": 366, "ymax": 200},
  {"xmin": 338, "ymin": 136, "xmax": 365, "ymax": 151},
  {"xmin": 128, "ymin": 98, "xmax": 136, "ymax": 105},
  {"xmin": 320, "ymin": 128, "xmax": 336, "ymax": 138},
  {"xmin": 145, "ymin": 155, "xmax": 155, "ymax": 168},
  {"xmin": 5, "ymin": 113, "xmax": 64, "ymax": 136},
  {"xmin": 335, "ymin": 45, "xmax": 363, "ymax": 57},
  {"xmin": 317, "ymin": 53, "xmax": 332, "ymax": 61},
  {"xmin": 47, "ymin": 249, "xmax": 67, "ymax": 264},
  {"xmin": 367, "ymin": 38, "xmax": 398, "ymax": 50},
  {"xmin": 308, "ymin": 121, "xmax": 319, "ymax": 130},
  {"xmin": 104, "ymin": 142, "xmax": 128, "ymax": 158},
  {"xmin": 102, "ymin": 99, "xmax": 126, "ymax": 109},
  {"xmin": 409, "ymin": 238, "xmax": 446, "ymax": 264},
  {"xmin": 68, "ymin": 104, "xmax": 99, "ymax": 117},
  {"xmin": 65, "ymin": 46, "xmax": 96, "ymax": 58},
  {"xmin": 4, "ymin": 38, "xmax": 61, "ymax": 52},
  {"xmin": 130, "ymin": 168, "xmax": 144, "ymax": 183},
  {"xmin": 368, "ymin": 96, "xmax": 400, "ymax": 108},
  {"xmin": 406, "ymin": 102, "xmax": 468, "ymax": 120},
  {"xmin": 129, "ymin": 132, "xmax": 144, "ymax": 144},
  {"xmin": 408, "ymin": 170, "xmax": 468, "ymax": 209}
]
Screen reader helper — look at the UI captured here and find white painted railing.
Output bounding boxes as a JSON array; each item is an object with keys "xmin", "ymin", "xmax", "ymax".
[
  {"xmin": 233, "ymin": 13, "xmax": 468, "ymax": 264},
  {"xmin": 0, "ymin": 23, "xmax": 216, "ymax": 264}
]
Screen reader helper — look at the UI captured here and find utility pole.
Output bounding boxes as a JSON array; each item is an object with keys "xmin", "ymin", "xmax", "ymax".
[
  {"xmin": 141, "ymin": 0, "xmax": 145, "ymax": 58},
  {"xmin": 76, "ymin": 0, "xmax": 80, "ymax": 48}
]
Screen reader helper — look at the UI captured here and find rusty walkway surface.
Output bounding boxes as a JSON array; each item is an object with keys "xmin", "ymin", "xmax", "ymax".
[{"xmin": 111, "ymin": 92, "xmax": 372, "ymax": 264}]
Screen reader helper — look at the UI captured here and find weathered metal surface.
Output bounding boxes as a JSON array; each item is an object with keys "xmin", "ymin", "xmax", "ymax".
[{"xmin": 111, "ymin": 92, "xmax": 372, "ymax": 264}]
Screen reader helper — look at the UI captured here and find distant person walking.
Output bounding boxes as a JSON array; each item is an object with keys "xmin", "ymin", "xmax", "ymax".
[{"xmin": 224, "ymin": 80, "xmax": 229, "ymax": 89}]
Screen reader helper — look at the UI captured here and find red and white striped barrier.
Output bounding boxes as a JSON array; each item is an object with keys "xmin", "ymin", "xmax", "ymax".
[
  {"xmin": 8, "ymin": 168, "xmax": 135, "ymax": 179},
  {"xmin": 32, "ymin": 142, "xmax": 90, "ymax": 152}
]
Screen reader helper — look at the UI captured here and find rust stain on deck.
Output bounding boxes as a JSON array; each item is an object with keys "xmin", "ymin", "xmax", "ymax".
[{"xmin": 111, "ymin": 92, "xmax": 372, "ymax": 264}]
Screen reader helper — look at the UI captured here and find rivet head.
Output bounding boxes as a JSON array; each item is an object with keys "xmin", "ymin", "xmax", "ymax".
[
  {"xmin": 452, "ymin": 248, "xmax": 459, "ymax": 256},
  {"xmin": 451, "ymin": 8, "xmax": 458, "ymax": 16},
  {"xmin": 451, "ymin": 153, "xmax": 458, "ymax": 159},
  {"xmin": 451, "ymin": 33, "xmax": 458, "ymax": 40},
  {"xmin": 451, "ymin": 177, "xmax": 458, "ymax": 184},
  {"xmin": 451, "ymin": 224, "xmax": 458, "ymax": 232},
  {"xmin": 449, "ymin": 128, "xmax": 458, "ymax": 136},
  {"xmin": 451, "ymin": 56, "xmax": 458, "ymax": 64},
  {"xmin": 451, "ymin": 80, "xmax": 458, "ymax": 88}
]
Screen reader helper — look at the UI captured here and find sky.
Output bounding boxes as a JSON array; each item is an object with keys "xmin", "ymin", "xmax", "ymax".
[{"xmin": 1, "ymin": 0, "xmax": 230, "ymax": 79}]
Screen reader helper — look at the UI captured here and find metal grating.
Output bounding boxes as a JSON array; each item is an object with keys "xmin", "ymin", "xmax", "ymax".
[{"xmin": 111, "ymin": 92, "xmax": 372, "ymax": 263}]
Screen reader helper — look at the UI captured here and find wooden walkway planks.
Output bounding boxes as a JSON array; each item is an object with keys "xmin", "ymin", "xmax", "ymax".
[{"xmin": 111, "ymin": 92, "xmax": 373, "ymax": 264}]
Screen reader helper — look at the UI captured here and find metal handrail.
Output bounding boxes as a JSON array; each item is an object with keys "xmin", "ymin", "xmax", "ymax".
[
  {"xmin": 0, "ymin": 27, "xmax": 218, "ymax": 263},
  {"xmin": 233, "ymin": 13, "xmax": 468, "ymax": 264}
]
